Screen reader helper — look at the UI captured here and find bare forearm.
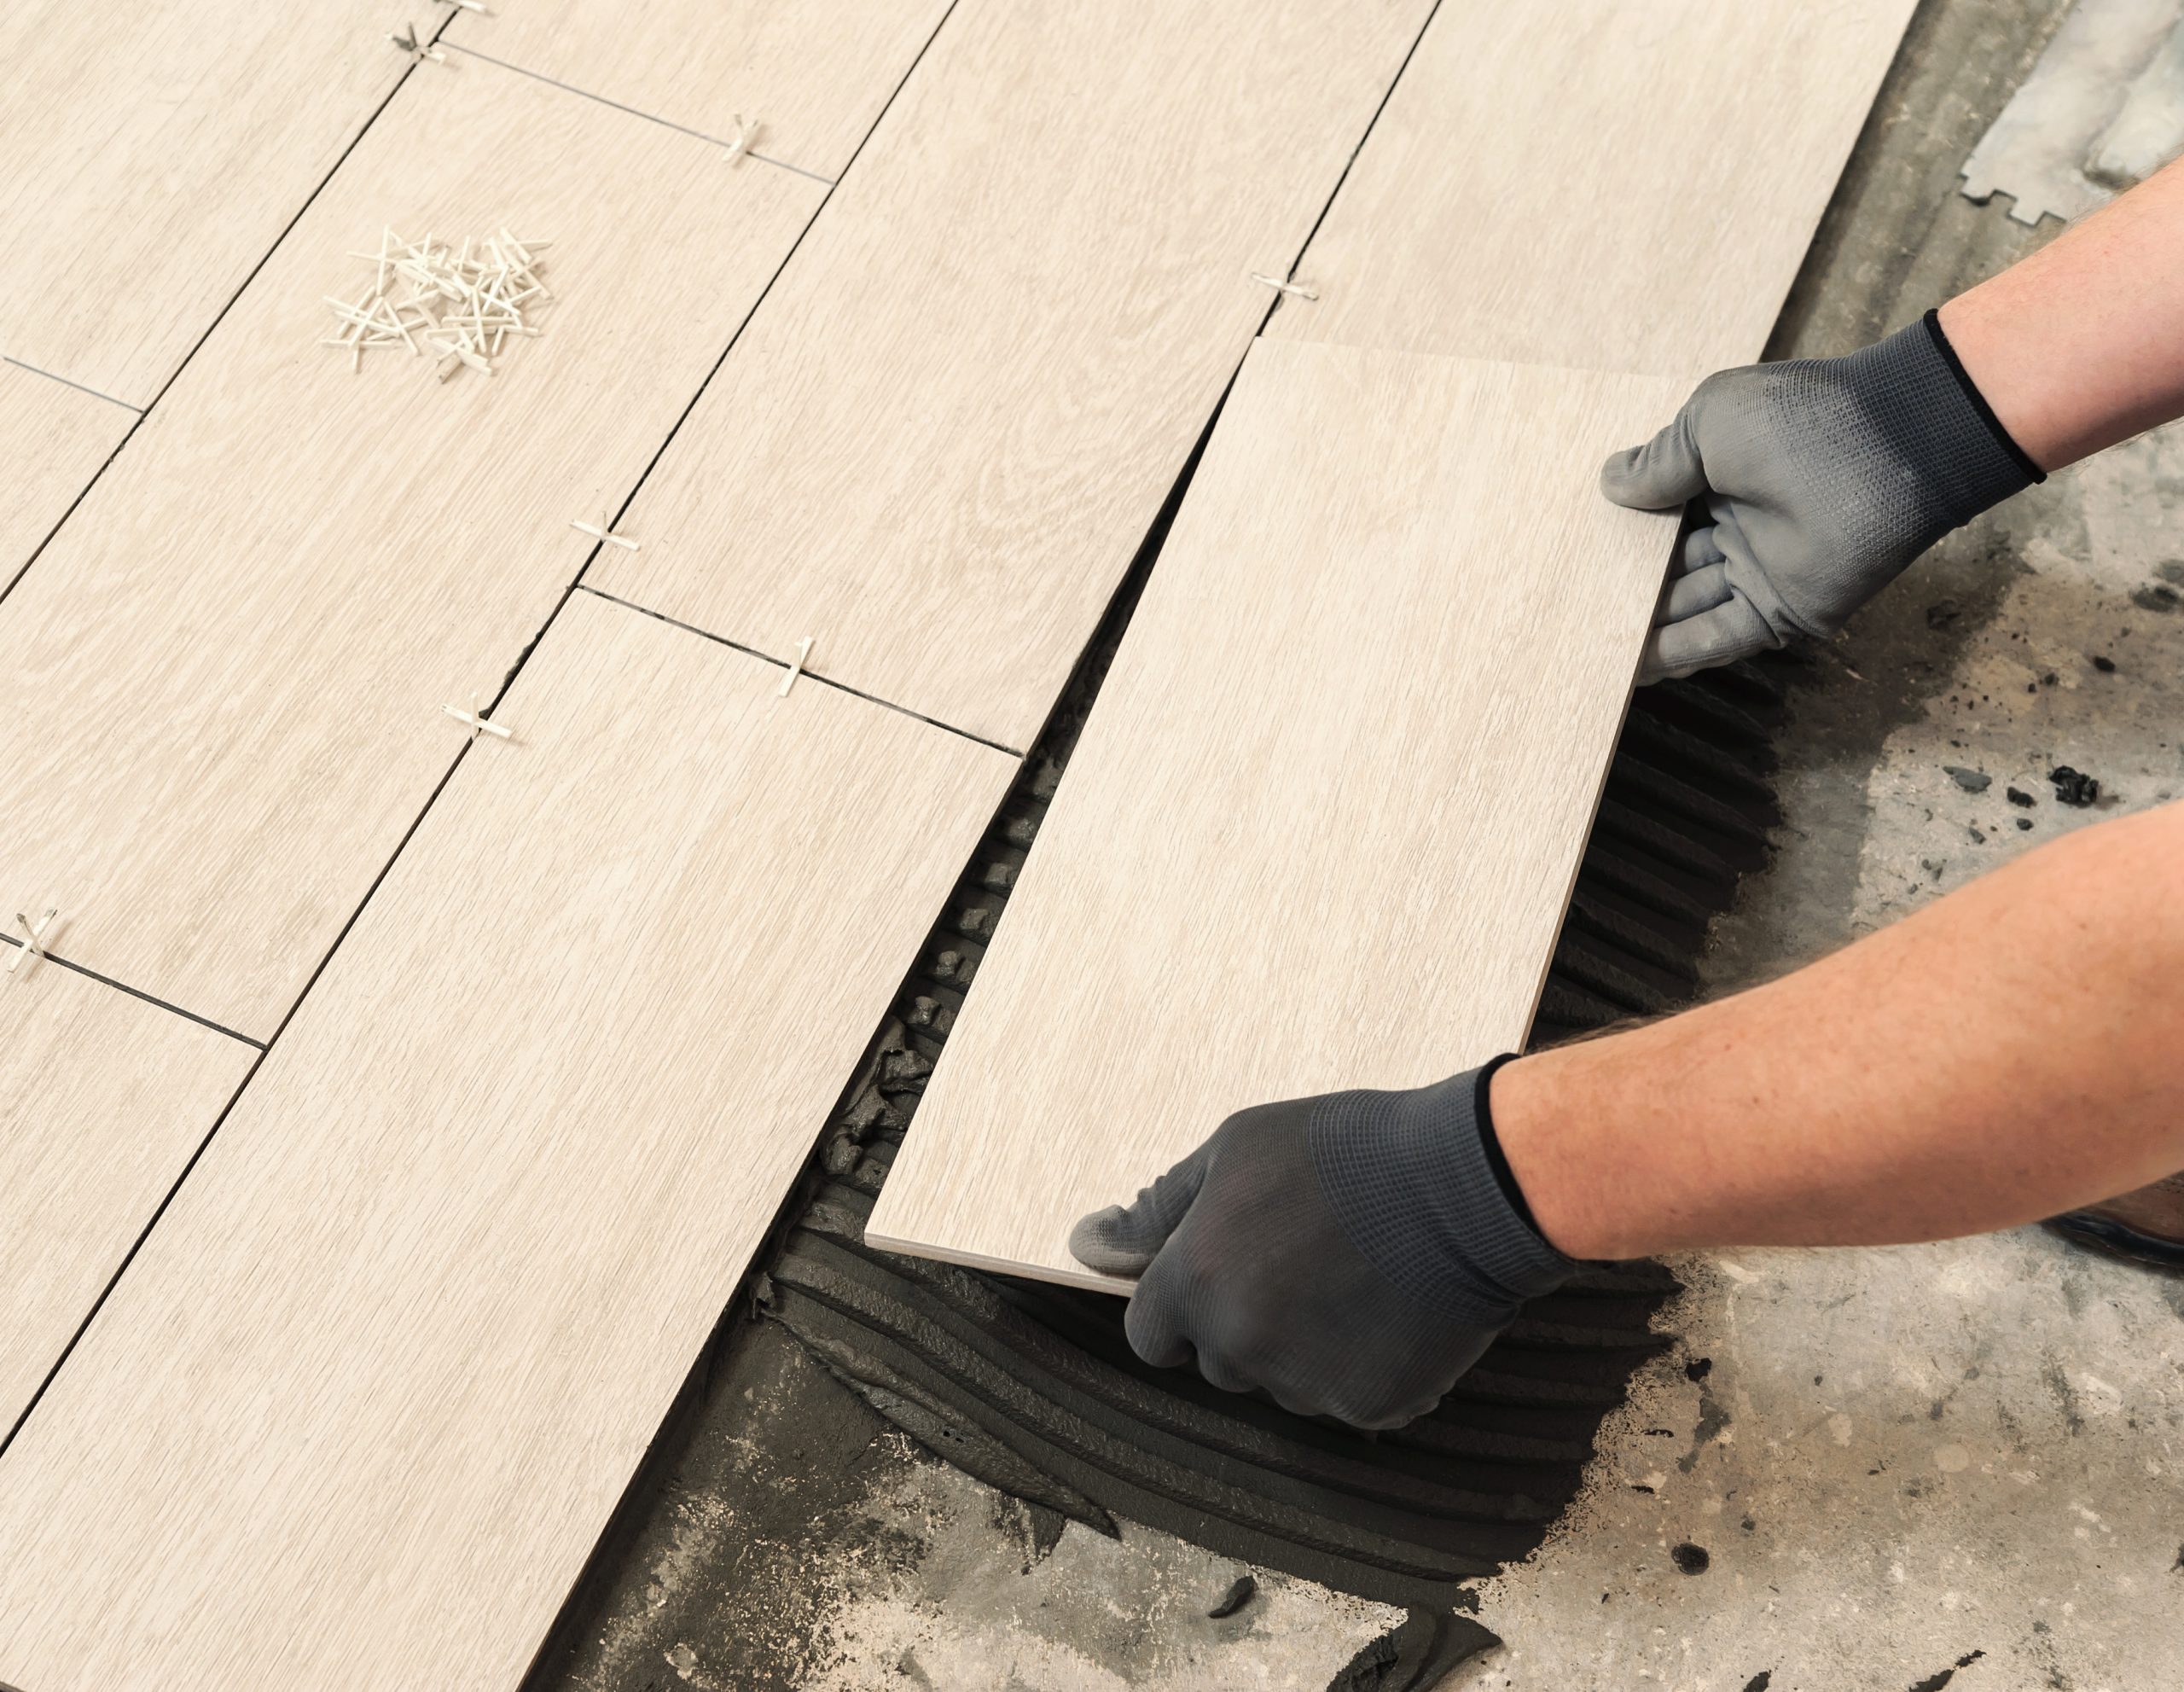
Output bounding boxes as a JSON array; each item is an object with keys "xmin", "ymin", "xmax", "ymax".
[
  {"xmin": 1942, "ymin": 153, "xmax": 2184, "ymax": 470},
  {"xmin": 1494, "ymin": 802, "xmax": 2184, "ymax": 1259}
]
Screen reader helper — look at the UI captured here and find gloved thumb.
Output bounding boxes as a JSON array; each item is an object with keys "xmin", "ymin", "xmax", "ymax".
[
  {"xmin": 1067, "ymin": 1140, "xmax": 1213, "ymax": 1276},
  {"xmin": 1600, "ymin": 404, "xmax": 1709, "ymax": 511}
]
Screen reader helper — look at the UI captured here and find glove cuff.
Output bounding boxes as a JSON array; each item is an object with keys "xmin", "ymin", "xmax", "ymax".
[
  {"xmin": 1920, "ymin": 310, "xmax": 2045, "ymax": 485},
  {"xmin": 1308, "ymin": 1061, "xmax": 1575, "ymax": 1324},
  {"xmin": 1846, "ymin": 314, "xmax": 2041, "ymax": 532}
]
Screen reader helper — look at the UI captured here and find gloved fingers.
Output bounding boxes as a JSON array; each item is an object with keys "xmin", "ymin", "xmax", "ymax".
[
  {"xmin": 1325, "ymin": 1393, "xmax": 1432, "ymax": 1433},
  {"xmin": 1265, "ymin": 1386, "xmax": 1335, "ymax": 1423},
  {"xmin": 1067, "ymin": 1139, "xmax": 1212, "ymax": 1276},
  {"xmin": 1125, "ymin": 1253, "xmax": 1267, "ymax": 1393},
  {"xmin": 1263, "ymin": 1370, "xmax": 1362, "ymax": 1424},
  {"xmin": 1658, "ymin": 559, "xmax": 1735, "ymax": 624},
  {"xmin": 1259, "ymin": 1359, "xmax": 1432, "ymax": 1429},
  {"xmin": 1188, "ymin": 1343, "xmax": 1263, "ymax": 1398},
  {"xmin": 1600, "ymin": 401, "xmax": 1710, "ymax": 511},
  {"xmin": 1677, "ymin": 523, "xmax": 1726, "ymax": 576},
  {"xmin": 1120, "ymin": 1253, "xmax": 1196, "ymax": 1369},
  {"xmin": 1638, "ymin": 592, "xmax": 1779, "ymax": 683}
]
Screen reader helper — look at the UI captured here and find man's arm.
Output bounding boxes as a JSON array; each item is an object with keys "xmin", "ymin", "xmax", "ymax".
[
  {"xmin": 1073, "ymin": 803, "xmax": 2184, "ymax": 1429},
  {"xmin": 1943, "ymin": 151, "xmax": 2184, "ymax": 470},
  {"xmin": 1605, "ymin": 154, "xmax": 2184, "ymax": 681},
  {"xmin": 1496, "ymin": 800, "xmax": 2184, "ymax": 1258}
]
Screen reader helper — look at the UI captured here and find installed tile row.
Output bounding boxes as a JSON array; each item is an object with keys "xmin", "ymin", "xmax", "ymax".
[
  {"xmin": 0, "ymin": 0, "xmax": 1442, "ymax": 1042},
  {"xmin": 1263, "ymin": 0, "xmax": 1923, "ymax": 375},
  {"xmin": 0, "ymin": 363, "xmax": 135, "ymax": 592},
  {"xmin": 440, "ymin": 0, "xmax": 954, "ymax": 178},
  {"xmin": 587, "ymin": 0, "xmax": 1443, "ymax": 750},
  {"xmin": 0, "ymin": 0, "xmax": 418, "ymax": 408},
  {"xmin": 0, "ymin": 57, "xmax": 826, "ymax": 1040},
  {"xmin": 0, "ymin": 591, "xmax": 1014, "ymax": 1691},
  {"xmin": 0, "ymin": 0, "xmax": 932, "ymax": 410}
]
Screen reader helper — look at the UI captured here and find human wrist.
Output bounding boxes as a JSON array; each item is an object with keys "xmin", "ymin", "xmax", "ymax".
[
  {"xmin": 1935, "ymin": 290, "xmax": 2068, "ymax": 473},
  {"xmin": 1307, "ymin": 1063, "xmax": 1574, "ymax": 1322},
  {"xmin": 1488, "ymin": 1049, "xmax": 1634, "ymax": 1262},
  {"xmin": 1833, "ymin": 313, "xmax": 2041, "ymax": 536}
]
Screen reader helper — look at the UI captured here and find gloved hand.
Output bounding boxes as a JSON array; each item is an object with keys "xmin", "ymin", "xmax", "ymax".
[
  {"xmin": 1068, "ymin": 1059, "xmax": 1573, "ymax": 1429},
  {"xmin": 1603, "ymin": 311, "xmax": 2042, "ymax": 683}
]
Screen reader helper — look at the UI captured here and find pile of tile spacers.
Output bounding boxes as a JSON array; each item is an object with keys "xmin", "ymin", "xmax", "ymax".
[{"xmin": 322, "ymin": 227, "xmax": 550, "ymax": 381}]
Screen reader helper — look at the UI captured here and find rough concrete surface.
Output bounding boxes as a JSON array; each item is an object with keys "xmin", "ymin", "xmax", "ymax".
[
  {"xmin": 537, "ymin": 3, "xmax": 2184, "ymax": 1686},
  {"xmin": 1460, "ymin": 1237, "xmax": 2184, "ymax": 1692},
  {"xmin": 797, "ymin": 1462, "xmax": 1400, "ymax": 1692},
  {"xmin": 536, "ymin": 1321, "xmax": 1403, "ymax": 1692}
]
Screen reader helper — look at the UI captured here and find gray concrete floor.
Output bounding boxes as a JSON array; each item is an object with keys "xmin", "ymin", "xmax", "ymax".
[{"xmin": 542, "ymin": 3, "xmax": 2184, "ymax": 1685}]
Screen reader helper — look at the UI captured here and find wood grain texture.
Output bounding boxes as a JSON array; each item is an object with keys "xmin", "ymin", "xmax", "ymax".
[
  {"xmin": 866, "ymin": 343, "xmax": 1685, "ymax": 1288},
  {"xmin": 1263, "ymin": 0, "xmax": 1920, "ymax": 374},
  {"xmin": 0, "ymin": 953, "xmax": 252, "ymax": 1436},
  {"xmin": 590, "ymin": 0, "xmax": 1436, "ymax": 752},
  {"xmin": 445, "ymin": 0, "xmax": 953, "ymax": 178},
  {"xmin": 0, "ymin": 56, "xmax": 825, "ymax": 1040},
  {"xmin": 0, "ymin": 590, "xmax": 1015, "ymax": 1692},
  {"xmin": 0, "ymin": 363, "xmax": 133, "ymax": 589},
  {"xmin": 0, "ymin": 0, "xmax": 417, "ymax": 406}
]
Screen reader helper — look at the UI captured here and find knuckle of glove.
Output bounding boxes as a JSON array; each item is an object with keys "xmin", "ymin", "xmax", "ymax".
[
  {"xmin": 1307, "ymin": 1358, "xmax": 1446, "ymax": 1429},
  {"xmin": 1762, "ymin": 555, "xmax": 1870, "ymax": 642}
]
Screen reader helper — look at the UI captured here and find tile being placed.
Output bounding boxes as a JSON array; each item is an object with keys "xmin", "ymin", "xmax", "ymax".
[{"xmin": 868, "ymin": 342, "xmax": 1682, "ymax": 1287}]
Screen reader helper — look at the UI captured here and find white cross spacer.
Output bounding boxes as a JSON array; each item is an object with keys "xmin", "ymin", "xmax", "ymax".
[
  {"xmin": 572, "ymin": 515, "xmax": 639, "ymax": 550},
  {"xmin": 778, "ymin": 635, "xmax": 815, "ymax": 697},
  {"xmin": 391, "ymin": 23, "xmax": 449, "ymax": 64},
  {"xmin": 7, "ymin": 908, "xmax": 58, "ymax": 982},
  {"xmin": 443, "ymin": 696, "xmax": 513, "ymax": 741}
]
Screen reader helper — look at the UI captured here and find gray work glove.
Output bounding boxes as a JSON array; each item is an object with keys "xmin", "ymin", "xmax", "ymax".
[
  {"xmin": 1068, "ymin": 1060, "xmax": 1572, "ymax": 1429},
  {"xmin": 1603, "ymin": 311, "xmax": 2042, "ymax": 683}
]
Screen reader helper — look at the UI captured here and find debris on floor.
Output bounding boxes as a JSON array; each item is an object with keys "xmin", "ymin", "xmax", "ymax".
[
  {"xmin": 1206, "ymin": 1575, "xmax": 1257, "ymax": 1619},
  {"xmin": 2048, "ymin": 763, "xmax": 2102, "ymax": 805}
]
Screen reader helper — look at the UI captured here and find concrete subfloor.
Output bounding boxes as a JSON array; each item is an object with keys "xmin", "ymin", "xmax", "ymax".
[{"xmin": 536, "ymin": 3, "xmax": 2184, "ymax": 1686}]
